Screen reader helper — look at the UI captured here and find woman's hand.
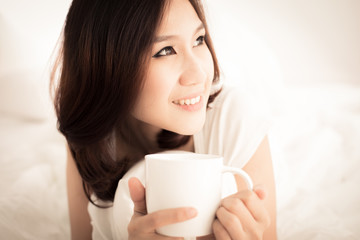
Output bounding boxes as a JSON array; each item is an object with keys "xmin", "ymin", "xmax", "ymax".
[
  {"xmin": 128, "ymin": 177, "xmax": 198, "ymax": 240},
  {"xmin": 212, "ymin": 186, "xmax": 271, "ymax": 240}
]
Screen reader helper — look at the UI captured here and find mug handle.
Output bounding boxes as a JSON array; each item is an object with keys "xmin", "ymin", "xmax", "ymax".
[{"xmin": 222, "ymin": 166, "xmax": 254, "ymax": 190}]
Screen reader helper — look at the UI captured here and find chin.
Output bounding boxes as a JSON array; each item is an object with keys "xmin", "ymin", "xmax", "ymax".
[{"xmin": 170, "ymin": 118, "xmax": 205, "ymax": 136}]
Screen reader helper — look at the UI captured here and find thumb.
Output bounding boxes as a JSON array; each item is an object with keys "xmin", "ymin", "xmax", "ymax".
[
  {"xmin": 128, "ymin": 177, "xmax": 147, "ymax": 215},
  {"xmin": 253, "ymin": 185, "xmax": 267, "ymax": 200}
]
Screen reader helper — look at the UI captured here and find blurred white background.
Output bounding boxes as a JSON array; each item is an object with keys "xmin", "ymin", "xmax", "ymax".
[
  {"xmin": 207, "ymin": 0, "xmax": 360, "ymax": 87},
  {"xmin": 0, "ymin": 0, "xmax": 359, "ymax": 239}
]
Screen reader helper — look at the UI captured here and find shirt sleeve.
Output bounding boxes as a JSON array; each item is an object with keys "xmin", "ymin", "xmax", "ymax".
[{"xmin": 195, "ymin": 85, "xmax": 272, "ymax": 169}]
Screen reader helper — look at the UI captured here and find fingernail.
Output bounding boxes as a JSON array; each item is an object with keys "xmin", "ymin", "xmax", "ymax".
[
  {"xmin": 253, "ymin": 185, "xmax": 267, "ymax": 199},
  {"xmin": 253, "ymin": 184, "xmax": 265, "ymax": 189},
  {"xmin": 187, "ymin": 208, "xmax": 198, "ymax": 217},
  {"xmin": 253, "ymin": 185, "xmax": 265, "ymax": 193}
]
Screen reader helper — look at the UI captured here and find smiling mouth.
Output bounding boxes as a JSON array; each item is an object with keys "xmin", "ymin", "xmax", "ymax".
[{"xmin": 173, "ymin": 96, "xmax": 201, "ymax": 106}]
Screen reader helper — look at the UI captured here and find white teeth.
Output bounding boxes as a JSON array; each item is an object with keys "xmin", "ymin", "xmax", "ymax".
[{"xmin": 174, "ymin": 96, "xmax": 201, "ymax": 106}]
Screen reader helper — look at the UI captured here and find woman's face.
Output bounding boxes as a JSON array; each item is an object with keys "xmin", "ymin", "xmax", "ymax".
[{"xmin": 132, "ymin": 0, "xmax": 214, "ymax": 136}]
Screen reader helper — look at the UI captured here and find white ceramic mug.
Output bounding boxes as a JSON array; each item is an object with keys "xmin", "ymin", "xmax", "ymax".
[{"xmin": 145, "ymin": 151, "xmax": 253, "ymax": 238}]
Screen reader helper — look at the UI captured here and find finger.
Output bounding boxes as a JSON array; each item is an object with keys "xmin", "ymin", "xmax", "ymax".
[
  {"xmin": 138, "ymin": 207, "xmax": 197, "ymax": 232},
  {"xmin": 212, "ymin": 219, "xmax": 231, "ymax": 240},
  {"xmin": 128, "ymin": 177, "xmax": 147, "ymax": 215},
  {"xmin": 230, "ymin": 190, "xmax": 269, "ymax": 225},
  {"xmin": 215, "ymin": 206, "xmax": 243, "ymax": 239},
  {"xmin": 221, "ymin": 197, "xmax": 255, "ymax": 227},
  {"xmin": 253, "ymin": 185, "xmax": 267, "ymax": 200},
  {"xmin": 196, "ymin": 233, "xmax": 216, "ymax": 240}
]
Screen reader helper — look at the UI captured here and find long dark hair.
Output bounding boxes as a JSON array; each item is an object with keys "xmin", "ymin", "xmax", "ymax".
[{"xmin": 51, "ymin": 0, "xmax": 221, "ymax": 204}]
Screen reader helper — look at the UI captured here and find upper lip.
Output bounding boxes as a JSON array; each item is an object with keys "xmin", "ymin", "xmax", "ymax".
[{"xmin": 172, "ymin": 92, "xmax": 204, "ymax": 102}]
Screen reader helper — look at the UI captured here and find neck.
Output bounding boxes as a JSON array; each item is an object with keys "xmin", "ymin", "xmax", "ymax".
[
  {"xmin": 134, "ymin": 118, "xmax": 162, "ymax": 145},
  {"xmin": 125, "ymin": 117, "xmax": 195, "ymax": 154},
  {"xmin": 176, "ymin": 135, "xmax": 194, "ymax": 152}
]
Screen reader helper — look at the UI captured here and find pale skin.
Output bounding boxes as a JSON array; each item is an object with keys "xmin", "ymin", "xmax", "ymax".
[{"xmin": 66, "ymin": 0, "xmax": 277, "ymax": 238}]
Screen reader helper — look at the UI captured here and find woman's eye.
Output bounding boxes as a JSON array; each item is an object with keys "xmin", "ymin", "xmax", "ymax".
[
  {"xmin": 194, "ymin": 35, "xmax": 205, "ymax": 47},
  {"xmin": 153, "ymin": 47, "xmax": 176, "ymax": 58}
]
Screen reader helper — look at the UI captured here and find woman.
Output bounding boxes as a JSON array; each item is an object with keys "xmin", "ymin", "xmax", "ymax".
[{"xmin": 52, "ymin": 0, "xmax": 277, "ymax": 239}]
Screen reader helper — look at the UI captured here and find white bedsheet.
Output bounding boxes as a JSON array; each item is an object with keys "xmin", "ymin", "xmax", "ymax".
[
  {"xmin": 0, "ymin": 84, "xmax": 359, "ymax": 239},
  {"xmin": 271, "ymin": 85, "xmax": 360, "ymax": 239}
]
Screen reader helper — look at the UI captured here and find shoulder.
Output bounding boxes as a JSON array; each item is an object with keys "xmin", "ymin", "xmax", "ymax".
[
  {"xmin": 196, "ymin": 84, "xmax": 272, "ymax": 168},
  {"xmin": 206, "ymin": 85, "xmax": 269, "ymax": 135},
  {"xmin": 209, "ymin": 84, "xmax": 269, "ymax": 120}
]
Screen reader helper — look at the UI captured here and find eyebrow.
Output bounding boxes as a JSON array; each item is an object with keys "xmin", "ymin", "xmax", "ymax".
[{"xmin": 154, "ymin": 23, "xmax": 205, "ymax": 43}]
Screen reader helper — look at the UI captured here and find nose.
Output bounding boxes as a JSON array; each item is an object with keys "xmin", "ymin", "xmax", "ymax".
[{"xmin": 179, "ymin": 53, "xmax": 207, "ymax": 86}]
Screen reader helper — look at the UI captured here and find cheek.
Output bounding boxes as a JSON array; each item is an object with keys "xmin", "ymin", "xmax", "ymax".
[
  {"xmin": 143, "ymin": 64, "xmax": 175, "ymax": 101},
  {"xmin": 133, "ymin": 64, "xmax": 173, "ymax": 116},
  {"xmin": 202, "ymin": 47, "xmax": 215, "ymax": 82}
]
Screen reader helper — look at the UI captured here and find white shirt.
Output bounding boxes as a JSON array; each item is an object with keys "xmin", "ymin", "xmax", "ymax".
[{"xmin": 88, "ymin": 85, "xmax": 272, "ymax": 239}]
